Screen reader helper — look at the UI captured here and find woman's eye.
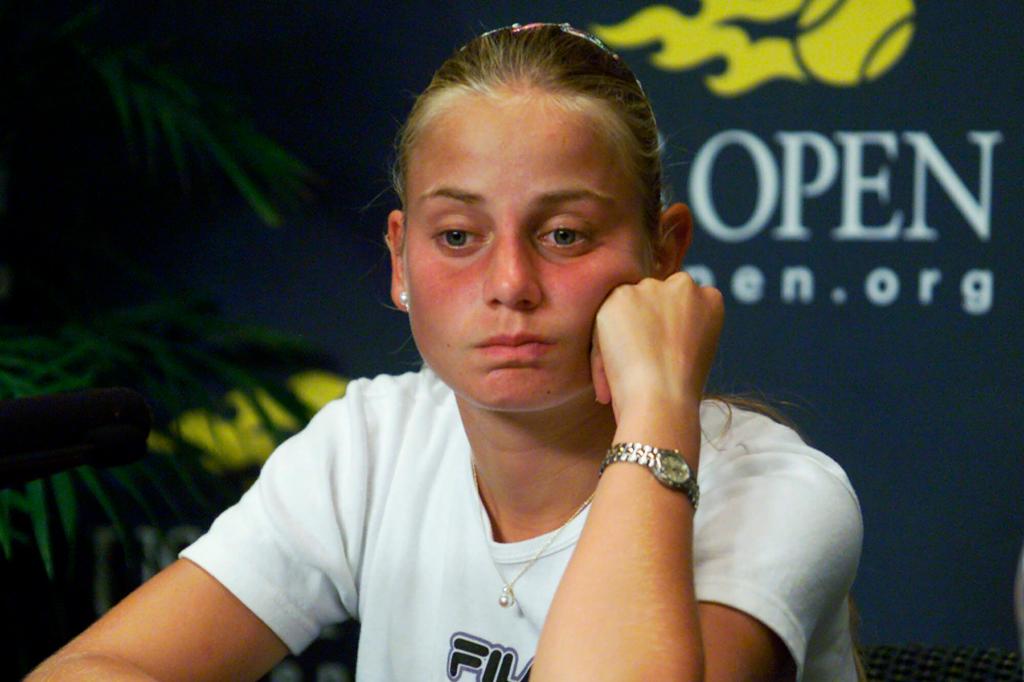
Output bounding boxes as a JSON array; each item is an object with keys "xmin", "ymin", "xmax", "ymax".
[
  {"xmin": 442, "ymin": 230, "xmax": 469, "ymax": 247},
  {"xmin": 548, "ymin": 227, "xmax": 580, "ymax": 246}
]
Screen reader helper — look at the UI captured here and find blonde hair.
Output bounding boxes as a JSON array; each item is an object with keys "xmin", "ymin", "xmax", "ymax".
[{"xmin": 391, "ymin": 24, "xmax": 664, "ymax": 235}]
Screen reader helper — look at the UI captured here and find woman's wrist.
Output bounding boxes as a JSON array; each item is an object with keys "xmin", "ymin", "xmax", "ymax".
[{"xmin": 612, "ymin": 397, "xmax": 702, "ymax": 470}]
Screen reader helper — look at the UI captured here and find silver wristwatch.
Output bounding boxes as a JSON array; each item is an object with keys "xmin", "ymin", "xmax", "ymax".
[{"xmin": 600, "ymin": 442, "xmax": 699, "ymax": 510}]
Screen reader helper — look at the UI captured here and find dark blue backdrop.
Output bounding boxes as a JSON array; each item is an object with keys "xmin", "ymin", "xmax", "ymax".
[{"xmin": 135, "ymin": 1, "xmax": 1022, "ymax": 652}]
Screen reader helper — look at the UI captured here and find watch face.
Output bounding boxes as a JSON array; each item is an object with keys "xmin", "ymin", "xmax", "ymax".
[{"xmin": 658, "ymin": 453, "xmax": 691, "ymax": 486}]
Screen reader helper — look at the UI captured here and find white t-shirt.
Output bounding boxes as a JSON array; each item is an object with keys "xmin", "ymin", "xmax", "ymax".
[{"xmin": 181, "ymin": 369, "xmax": 863, "ymax": 681}]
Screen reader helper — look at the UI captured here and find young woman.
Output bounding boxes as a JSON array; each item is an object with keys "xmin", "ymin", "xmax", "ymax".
[{"xmin": 30, "ymin": 24, "xmax": 862, "ymax": 681}]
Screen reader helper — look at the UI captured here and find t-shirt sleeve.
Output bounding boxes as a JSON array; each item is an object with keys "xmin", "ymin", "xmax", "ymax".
[
  {"xmin": 693, "ymin": 405, "xmax": 863, "ymax": 677},
  {"xmin": 180, "ymin": 385, "xmax": 372, "ymax": 654}
]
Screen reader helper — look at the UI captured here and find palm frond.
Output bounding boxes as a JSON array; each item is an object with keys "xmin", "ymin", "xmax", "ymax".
[
  {"xmin": 51, "ymin": 471, "xmax": 78, "ymax": 550},
  {"xmin": 0, "ymin": 489, "xmax": 17, "ymax": 558},
  {"xmin": 0, "ymin": 294, "xmax": 325, "ymax": 574},
  {"xmin": 80, "ymin": 43, "xmax": 316, "ymax": 227},
  {"xmin": 26, "ymin": 480, "xmax": 53, "ymax": 577},
  {"xmin": 76, "ymin": 466, "xmax": 134, "ymax": 567}
]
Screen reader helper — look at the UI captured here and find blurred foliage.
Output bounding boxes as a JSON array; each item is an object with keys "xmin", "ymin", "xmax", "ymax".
[
  {"xmin": 0, "ymin": 298, "xmax": 328, "ymax": 572},
  {"xmin": 0, "ymin": 0, "xmax": 327, "ymax": 644},
  {"xmin": 151, "ymin": 369, "xmax": 349, "ymax": 474},
  {"xmin": 0, "ymin": 0, "xmax": 316, "ymax": 227}
]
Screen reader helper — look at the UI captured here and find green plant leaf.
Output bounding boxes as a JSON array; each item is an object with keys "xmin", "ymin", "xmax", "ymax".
[
  {"xmin": 25, "ymin": 480, "xmax": 54, "ymax": 579},
  {"xmin": 0, "ymin": 370, "xmax": 38, "ymax": 398},
  {"xmin": 187, "ymin": 119, "xmax": 283, "ymax": 226},
  {"xmin": 0, "ymin": 489, "xmax": 14, "ymax": 559},
  {"xmin": 130, "ymin": 83, "xmax": 160, "ymax": 174},
  {"xmin": 76, "ymin": 467, "xmax": 132, "ymax": 564},
  {"xmin": 136, "ymin": 459, "xmax": 186, "ymax": 522},
  {"xmin": 142, "ymin": 61, "xmax": 200, "ymax": 108},
  {"xmin": 82, "ymin": 41, "xmax": 312, "ymax": 226},
  {"xmin": 226, "ymin": 122, "xmax": 317, "ymax": 201},
  {"xmin": 1, "ymin": 488, "xmax": 30, "ymax": 513},
  {"xmin": 52, "ymin": 2, "xmax": 101, "ymax": 42},
  {"xmin": 162, "ymin": 443, "xmax": 219, "ymax": 513},
  {"xmin": 92, "ymin": 54, "xmax": 139, "ymax": 165},
  {"xmin": 236, "ymin": 125, "xmax": 315, "ymax": 179},
  {"xmin": 108, "ymin": 468, "xmax": 158, "ymax": 526},
  {"xmin": 51, "ymin": 472, "xmax": 78, "ymax": 548},
  {"xmin": 216, "ymin": 323, "xmax": 317, "ymax": 358},
  {"xmin": 117, "ymin": 332, "xmax": 217, "ymax": 415},
  {"xmin": 152, "ymin": 91, "xmax": 191, "ymax": 191},
  {"xmin": 179, "ymin": 346, "xmax": 289, "ymax": 439}
]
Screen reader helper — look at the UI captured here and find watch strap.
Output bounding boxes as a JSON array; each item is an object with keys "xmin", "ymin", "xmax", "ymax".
[{"xmin": 600, "ymin": 442, "xmax": 699, "ymax": 510}]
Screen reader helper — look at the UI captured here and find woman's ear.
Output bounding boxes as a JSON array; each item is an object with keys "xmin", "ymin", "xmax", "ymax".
[
  {"xmin": 653, "ymin": 202, "xmax": 694, "ymax": 278},
  {"xmin": 387, "ymin": 209, "xmax": 408, "ymax": 309}
]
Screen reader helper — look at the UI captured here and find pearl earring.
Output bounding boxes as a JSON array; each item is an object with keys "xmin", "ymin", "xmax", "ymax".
[{"xmin": 399, "ymin": 291, "xmax": 410, "ymax": 310}]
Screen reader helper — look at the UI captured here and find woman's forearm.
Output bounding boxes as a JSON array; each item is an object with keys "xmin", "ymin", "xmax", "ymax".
[
  {"xmin": 27, "ymin": 651, "xmax": 161, "ymax": 682},
  {"xmin": 532, "ymin": 404, "xmax": 704, "ymax": 681}
]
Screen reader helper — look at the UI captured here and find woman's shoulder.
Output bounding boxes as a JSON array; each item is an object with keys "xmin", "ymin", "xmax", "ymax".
[
  {"xmin": 697, "ymin": 398, "xmax": 858, "ymax": 506},
  {"xmin": 259, "ymin": 367, "xmax": 455, "ymax": 476},
  {"xmin": 340, "ymin": 366, "xmax": 451, "ymax": 407},
  {"xmin": 250, "ymin": 367, "xmax": 460, "ymax": 531},
  {"xmin": 310, "ymin": 366, "xmax": 454, "ymax": 429},
  {"xmin": 694, "ymin": 400, "xmax": 862, "ymax": 682},
  {"xmin": 308, "ymin": 367, "xmax": 460, "ymax": 465}
]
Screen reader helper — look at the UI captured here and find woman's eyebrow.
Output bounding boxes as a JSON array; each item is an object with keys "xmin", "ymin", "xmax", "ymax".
[
  {"xmin": 418, "ymin": 187, "xmax": 615, "ymax": 206},
  {"xmin": 533, "ymin": 189, "xmax": 615, "ymax": 206},
  {"xmin": 419, "ymin": 187, "xmax": 482, "ymax": 205}
]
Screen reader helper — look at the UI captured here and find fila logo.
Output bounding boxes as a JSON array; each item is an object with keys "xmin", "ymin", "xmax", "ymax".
[{"xmin": 447, "ymin": 632, "xmax": 532, "ymax": 682}]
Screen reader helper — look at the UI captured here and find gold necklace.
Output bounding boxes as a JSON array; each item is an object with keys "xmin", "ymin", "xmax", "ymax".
[{"xmin": 472, "ymin": 464, "xmax": 596, "ymax": 608}]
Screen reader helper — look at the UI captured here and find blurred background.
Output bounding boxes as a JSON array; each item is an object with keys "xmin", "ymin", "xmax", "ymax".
[{"xmin": 2, "ymin": 1, "xmax": 1021, "ymax": 679}]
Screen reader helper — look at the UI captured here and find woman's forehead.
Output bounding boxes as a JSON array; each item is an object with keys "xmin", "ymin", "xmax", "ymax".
[{"xmin": 405, "ymin": 90, "xmax": 636, "ymax": 205}]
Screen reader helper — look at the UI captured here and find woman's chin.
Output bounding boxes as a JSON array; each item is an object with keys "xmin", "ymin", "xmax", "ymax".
[{"xmin": 452, "ymin": 370, "xmax": 597, "ymax": 415}]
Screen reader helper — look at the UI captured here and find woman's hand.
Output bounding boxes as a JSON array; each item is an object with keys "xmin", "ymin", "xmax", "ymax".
[
  {"xmin": 591, "ymin": 272, "xmax": 724, "ymax": 425},
  {"xmin": 537, "ymin": 272, "xmax": 723, "ymax": 680}
]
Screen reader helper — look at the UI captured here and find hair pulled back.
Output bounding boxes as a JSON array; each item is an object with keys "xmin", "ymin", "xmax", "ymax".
[{"xmin": 391, "ymin": 24, "xmax": 664, "ymax": 234}]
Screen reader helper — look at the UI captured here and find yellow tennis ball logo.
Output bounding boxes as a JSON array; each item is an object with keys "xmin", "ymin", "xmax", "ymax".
[{"xmin": 593, "ymin": 0, "xmax": 915, "ymax": 96}]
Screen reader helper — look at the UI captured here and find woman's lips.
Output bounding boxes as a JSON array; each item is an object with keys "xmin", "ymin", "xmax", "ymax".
[{"xmin": 476, "ymin": 334, "xmax": 554, "ymax": 362}]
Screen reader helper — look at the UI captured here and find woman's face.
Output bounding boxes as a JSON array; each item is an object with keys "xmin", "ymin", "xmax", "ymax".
[{"xmin": 388, "ymin": 90, "xmax": 679, "ymax": 414}]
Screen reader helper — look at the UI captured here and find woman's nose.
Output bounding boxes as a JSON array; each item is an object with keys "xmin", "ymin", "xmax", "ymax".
[{"xmin": 483, "ymin": 235, "xmax": 542, "ymax": 310}]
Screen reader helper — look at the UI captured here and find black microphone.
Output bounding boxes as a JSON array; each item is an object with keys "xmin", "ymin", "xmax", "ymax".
[{"xmin": 0, "ymin": 387, "xmax": 152, "ymax": 488}]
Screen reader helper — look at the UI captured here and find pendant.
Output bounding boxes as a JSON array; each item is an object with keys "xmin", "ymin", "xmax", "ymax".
[{"xmin": 499, "ymin": 585, "xmax": 516, "ymax": 608}]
